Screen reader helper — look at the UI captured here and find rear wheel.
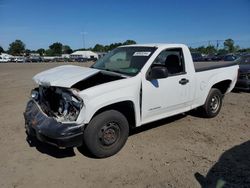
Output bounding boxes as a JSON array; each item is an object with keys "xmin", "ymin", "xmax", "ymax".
[
  {"xmin": 202, "ymin": 88, "xmax": 223, "ymax": 118},
  {"xmin": 84, "ymin": 110, "xmax": 129, "ymax": 158}
]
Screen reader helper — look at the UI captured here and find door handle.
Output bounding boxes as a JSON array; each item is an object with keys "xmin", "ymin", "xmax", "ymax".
[{"xmin": 179, "ymin": 78, "xmax": 189, "ymax": 85}]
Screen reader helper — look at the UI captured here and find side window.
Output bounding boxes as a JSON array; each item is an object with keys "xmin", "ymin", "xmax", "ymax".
[{"xmin": 152, "ymin": 48, "xmax": 185, "ymax": 75}]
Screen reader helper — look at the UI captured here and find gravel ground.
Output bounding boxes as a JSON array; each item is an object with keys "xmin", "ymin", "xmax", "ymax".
[{"xmin": 0, "ymin": 62, "xmax": 249, "ymax": 188}]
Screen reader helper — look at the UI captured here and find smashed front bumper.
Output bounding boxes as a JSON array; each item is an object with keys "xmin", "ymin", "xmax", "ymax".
[{"xmin": 24, "ymin": 100, "xmax": 84, "ymax": 148}]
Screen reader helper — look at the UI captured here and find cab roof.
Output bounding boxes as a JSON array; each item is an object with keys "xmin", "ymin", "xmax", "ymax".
[{"xmin": 121, "ymin": 43, "xmax": 188, "ymax": 49}]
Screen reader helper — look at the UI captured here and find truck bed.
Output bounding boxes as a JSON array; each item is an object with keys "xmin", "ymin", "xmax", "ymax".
[{"xmin": 194, "ymin": 61, "xmax": 237, "ymax": 72}]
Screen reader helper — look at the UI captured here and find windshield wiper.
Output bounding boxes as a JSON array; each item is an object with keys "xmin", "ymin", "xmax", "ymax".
[
  {"xmin": 96, "ymin": 67, "xmax": 126, "ymax": 75},
  {"xmin": 106, "ymin": 69, "xmax": 125, "ymax": 74}
]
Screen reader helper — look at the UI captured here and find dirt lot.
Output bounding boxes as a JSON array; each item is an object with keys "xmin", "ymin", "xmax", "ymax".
[{"xmin": 0, "ymin": 62, "xmax": 250, "ymax": 188}]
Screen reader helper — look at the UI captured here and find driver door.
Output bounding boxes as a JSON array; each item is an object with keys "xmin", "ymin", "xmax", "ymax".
[{"xmin": 141, "ymin": 48, "xmax": 192, "ymax": 123}]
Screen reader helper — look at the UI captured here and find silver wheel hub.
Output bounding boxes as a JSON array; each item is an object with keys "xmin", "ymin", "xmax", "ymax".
[{"xmin": 210, "ymin": 95, "xmax": 220, "ymax": 113}]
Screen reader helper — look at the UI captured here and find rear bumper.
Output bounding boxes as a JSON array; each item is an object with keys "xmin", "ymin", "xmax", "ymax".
[
  {"xmin": 235, "ymin": 79, "xmax": 250, "ymax": 91},
  {"xmin": 24, "ymin": 100, "xmax": 84, "ymax": 148}
]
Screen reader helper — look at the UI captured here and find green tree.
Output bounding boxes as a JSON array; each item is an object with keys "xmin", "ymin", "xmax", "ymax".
[
  {"xmin": 25, "ymin": 49, "xmax": 31, "ymax": 56},
  {"xmin": 62, "ymin": 45, "xmax": 73, "ymax": 54},
  {"xmin": 49, "ymin": 42, "xmax": 63, "ymax": 56},
  {"xmin": 189, "ymin": 47, "xmax": 195, "ymax": 52},
  {"xmin": 197, "ymin": 46, "xmax": 206, "ymax": 54},
  {"xmin": 8, "ymin": 40, "xmax": 25, "ymax": 55},
  {"xmin": 109, "ymin": 42, "xmax": 122, "ymax": 51},
  {"xmin": 123, "ymin": 40, "xmax": 136, "ymax": 45},
  {"xmin": 37, "ymin": 48, "xmax": 45, "ymax": 56},
  {"xmin": 205, "ymin": 45, "xmax": 217, "ymax": 54},
  {"xmin": 92, "ymin": 40, "xmax": 137, "ymax": 52},
  {"xmin": 235, "ymin": 45, "xmax": 240, "ymax": 52},
  {"xmin": 0, "ymin": 46, "xmax": 4, "ymax": 54},
  {"xmin": 45, "ymin": 49, "xmax": 53, "ymax": 56},
  {"xmin": 224, "ymin": 38, "xmax": 235, "ymax": 53},
  {"xmin": 217, "ymin": 48, "xmax": 228, "ymax": 55},
  {"xmin": 191, "ymin": 45, "xmax": 217, "ymax": 55},
  {"xmin": 237, "ymin": 48, "xmax": 250, "ymax": 53},
  {"xmin": 93, "ymin": 44, "xmax": 105, "ymax": 52},
  {"xmin": 103, "ymin": 45, "xmax": 109, "ymax": 52}
]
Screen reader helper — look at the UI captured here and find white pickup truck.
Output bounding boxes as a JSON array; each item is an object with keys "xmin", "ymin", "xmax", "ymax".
[{"xmin": 24, "ymin": 44, "xmax": 238, "ymax": 158}]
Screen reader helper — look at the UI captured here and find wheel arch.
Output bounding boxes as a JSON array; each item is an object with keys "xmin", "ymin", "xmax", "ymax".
[
  {"xmin": 197, "ymin": 79, "xmax": 233, "ymax": 108},
  {"xmin": 86, "ymin": 100, "xmax": 137, "ymax": 129},
  {"xmin": 211, "ymin": 79, "xmax": 232, "ymax": 94}
]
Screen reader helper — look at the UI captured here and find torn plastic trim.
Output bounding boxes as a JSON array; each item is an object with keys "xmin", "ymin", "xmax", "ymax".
[{"xmin": 24, "ymin": 100, "xmax": 85, "ymax": 148}]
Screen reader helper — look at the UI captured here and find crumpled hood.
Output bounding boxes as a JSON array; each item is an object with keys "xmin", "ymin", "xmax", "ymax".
[{"xmin": 33, "ymin": 65, "xmax": 100, "ymax": 87}]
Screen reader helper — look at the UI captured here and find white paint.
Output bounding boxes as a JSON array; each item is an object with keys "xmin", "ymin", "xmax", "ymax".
[
  {"xmin": 33, "ymin": 44, "xmax": 239, "ymax": 127},
  {"xmin": 33, "ymin": 65, "xmax": 100, "ymax": 87}
]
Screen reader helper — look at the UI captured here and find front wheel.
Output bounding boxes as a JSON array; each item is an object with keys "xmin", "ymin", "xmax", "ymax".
[
  {"xmin": 83, "ymin": 110, "xmax": 129, "ymax": 158},
  {"xmin": 202, "ymin": 88, "xmax": 223, "ymax": 118}
]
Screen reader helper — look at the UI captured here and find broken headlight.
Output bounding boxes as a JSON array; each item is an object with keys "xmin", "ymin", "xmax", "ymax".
[
  {"xmin": 35, "ymin": 86, "xmax": 83, "ymax": 122},
  {"xmin": 31, "ymin": 89, "xmax": 39, "ymax": 101},
  {"xmin": 56, "ymin": 90, "xmax": 83, "ymax": 122}
]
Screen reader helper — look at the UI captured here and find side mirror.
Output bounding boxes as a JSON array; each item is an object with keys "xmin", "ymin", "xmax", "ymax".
[{"xmin": 147, "ymin": 66, "xmax": 168, "ymax": 80}]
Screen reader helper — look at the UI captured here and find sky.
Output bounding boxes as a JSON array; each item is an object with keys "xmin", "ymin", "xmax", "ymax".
[{"xmin": 0, "ymin": 0, "xmax": 250, "ymax": 50}]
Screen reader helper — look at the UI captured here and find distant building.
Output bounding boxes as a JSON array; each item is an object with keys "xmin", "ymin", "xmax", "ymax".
[
  {"xmin": 0, "ymin": 53, "xmax": 13, "ymax": 62},
  {"xmin": 62, "ymin": 54, "xmax": 70, "ymax": 58},
  {"xmin": 43, "ymin": 56, "xmax": 56, "ymax": 62},
  {"xmin": 0, "ymin": 53, "xmax": 13, "ymax": 59},
  {"xmin": 70, "ymin": 50, "xmax": 98, "ymax": 59}
]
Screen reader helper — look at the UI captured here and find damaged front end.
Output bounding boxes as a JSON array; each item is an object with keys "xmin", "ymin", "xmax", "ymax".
[
  {"xmin": 24, "ymin": 86, "xmax": 84, "ymax": 148},
  {"xmin": 33, "ymin": 86, "xmax": 83, "ymax": 122}
]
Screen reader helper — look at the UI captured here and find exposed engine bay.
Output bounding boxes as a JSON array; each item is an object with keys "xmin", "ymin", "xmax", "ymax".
[
  {"xmin": 31, "ymin": 72, "xmax": 124, "ymax": 122},
  {"xmin": 31, "ymin": 86, "xmax": 83, "ymax": 122}
]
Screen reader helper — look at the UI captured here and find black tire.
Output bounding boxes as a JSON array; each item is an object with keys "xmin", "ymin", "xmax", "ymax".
[
  {"xmin": 83, "ymin": 110, "xmax": 129, "ymax": 158},
  {"xmin": 202, "ymin": 88, "xmax": 223, "ymax": 118}
]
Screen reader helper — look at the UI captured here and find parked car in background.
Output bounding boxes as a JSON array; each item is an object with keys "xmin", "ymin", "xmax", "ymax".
[
  {"xmin": 26, "ymin": 56, "xmax": 42, "ymax": 63},
  {"xmin": 211, "ymin": 54, "xmax": 224, "ymax": 61},
  {"xmin": 73, "ymin": 57, "xmax": 89, "ymax": 62},
  {"xmin": 235, "ymin": 55, "xmax": 250, "ymax": 91},
  {"xmin": 12, "ymin": 56, "xmax": 25, "ymax": 63},
  {"xmin": 223, "ymin": 54, "xmax": 237, "ymax": 61},
  {"xmin": 43, "ymin": 56, "xmax": 56, "ymax": 62},
  {"xmin": 203, "ymin": 54, "xmax": 215, "ymax": 61},
  {"xmin": 191, "ymin": 52, "xmax": 203, "ymax": 62}
]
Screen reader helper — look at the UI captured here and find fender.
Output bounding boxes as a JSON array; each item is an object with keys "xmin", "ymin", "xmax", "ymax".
[
  {"xmin": 73, "ymin": 72, "xmax": 142, "ymax": 125},
  {"xmin": 84, "ymin": 97, "xmax": 139, "ymax": 126},
  {"xmin": 193, "ymin": 66, "xmax": 237, "ymax": 108}
]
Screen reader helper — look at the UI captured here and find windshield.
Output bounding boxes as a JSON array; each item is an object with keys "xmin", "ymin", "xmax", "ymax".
[
  {"xmin": 92, "ymin": 46, "xmax": 156, "ymax": 76},
  {"xmin": 235, "ymin": 55, "xmax": 250, "ymax": 65}
]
